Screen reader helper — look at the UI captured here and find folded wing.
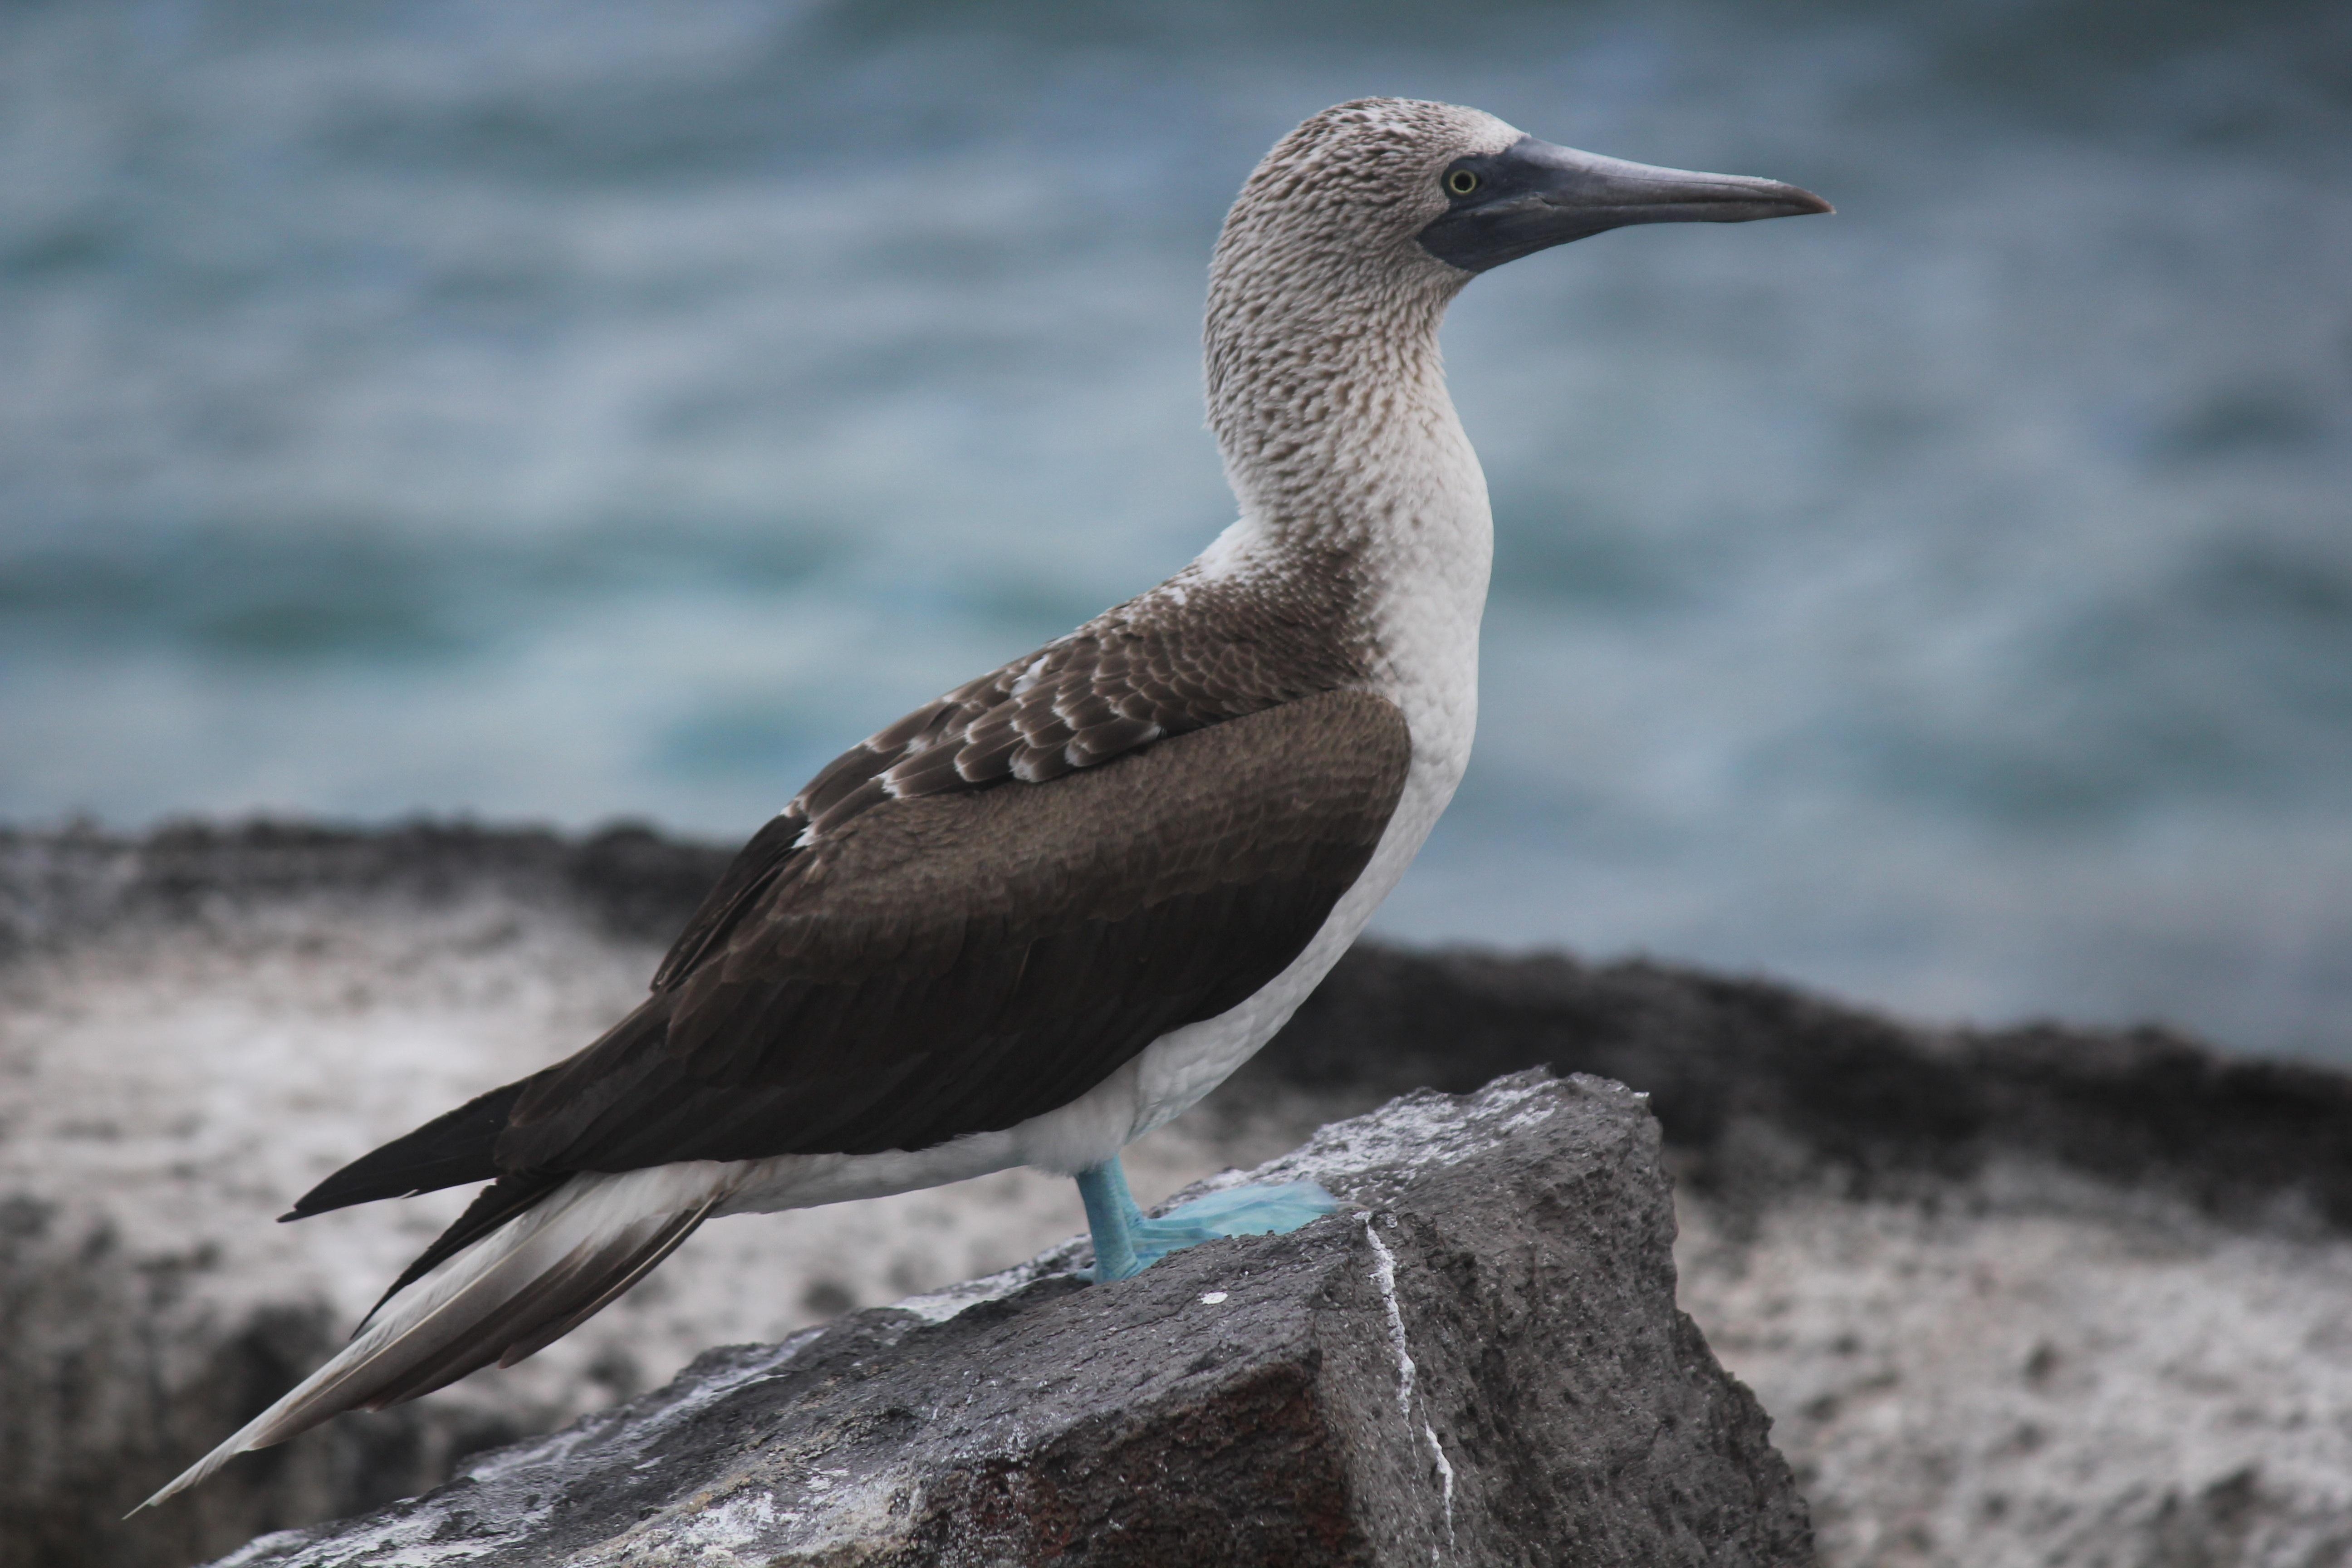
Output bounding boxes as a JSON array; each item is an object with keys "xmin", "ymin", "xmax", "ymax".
[{"xmin": 500, "ymin": 686, "xmax": 1413, "ymax": 1169}]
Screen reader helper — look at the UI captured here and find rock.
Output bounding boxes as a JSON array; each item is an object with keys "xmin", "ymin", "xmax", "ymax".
[
  {"xmin": 0, "ymin": 818, "xmax": 733, "ymax": 959},
  {"xmin": 1671, "ymin": 1157, "xmax": 2352, "ymax": 1568},
  {"xmin": 1260, "ymin": 948, "xmax": 2352, "ymax": 1568},
  {"xmin": 208, "ymin": 1072, "xmax": 1811, "ymax": 1568}
]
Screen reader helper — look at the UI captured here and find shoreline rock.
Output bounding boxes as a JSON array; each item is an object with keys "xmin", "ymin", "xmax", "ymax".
[{"xmin": 211, "ymin": 1073, "xmax": 1812, "ymax": 1568}]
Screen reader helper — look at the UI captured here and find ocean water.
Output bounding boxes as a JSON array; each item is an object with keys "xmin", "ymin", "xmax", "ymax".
[{"xmin": 3, "ymin": 0, "xmax": 2348, "ymax": 1058}]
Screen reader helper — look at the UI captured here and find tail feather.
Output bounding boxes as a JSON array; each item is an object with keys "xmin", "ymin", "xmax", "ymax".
[
  {"xmin": 282, "ymin": 1080, "xmax": 535, "ymax": 1220},
  {"xmin": 495, "ymin": 1205, "xmax": 710, "ymax": 1370},
  {"xmin": 136, "ymin": 1166, "xmax": 724, "ymax": 1514},
  {"xmin": 280, "ymin": 998, "xmax": 673, "ymax": 1225},
  {"xmin": 358, "ymin": 1170, "xmax": 569, "ymax": 1330}
]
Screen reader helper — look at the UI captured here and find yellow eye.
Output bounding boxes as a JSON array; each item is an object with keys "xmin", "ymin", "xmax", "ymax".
[{"xmin": 1445, "ymin": 168, "xmax": 1479, "ymax": 196}]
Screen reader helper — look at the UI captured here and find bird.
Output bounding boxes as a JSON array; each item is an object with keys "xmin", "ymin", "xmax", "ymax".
[{"xmin": 141, "ymin": 97, "xmax": 1826, "ymax": 1509}]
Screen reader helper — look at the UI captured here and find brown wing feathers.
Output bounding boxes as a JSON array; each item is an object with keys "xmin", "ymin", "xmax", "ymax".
[
  {"xmin": 279, "ymin": 603, "xmax": 1397, "ymax": 1350},
  {"xmin": 495, "ymin": 690, "xmax": 1411, "ymax": 1170},
  {"xmin": 289, "ymin": 694, "xmax": 1401, "ymax": 1235},
  {"xmin": 279, "ymin": 1079, "xmax": 533, "ymax": 1220},
  {"xmin": 785, "ymin": 603, "xmax": 1364, "ymax": 839}
]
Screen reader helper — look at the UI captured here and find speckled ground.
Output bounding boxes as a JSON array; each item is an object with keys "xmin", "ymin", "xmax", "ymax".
[
  {"xmin": 8, "ymin": 826, "xmax": 2352, "ymax": 1568},
  {"xmin": 1677, "ymin": 1166, "xmax": 2352, "ymax": 1567}
]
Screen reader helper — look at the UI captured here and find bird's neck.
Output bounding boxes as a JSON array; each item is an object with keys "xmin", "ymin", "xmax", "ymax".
[
  {"xmin": 1207, "ymin": 276, "xmax": 1455, "ymax": 531},
  {"xmin": 1197, "ymin": 270, "xmax": 1493, "ymax": 645}
]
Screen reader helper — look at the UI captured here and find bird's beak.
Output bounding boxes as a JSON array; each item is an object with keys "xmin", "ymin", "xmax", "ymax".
[{"xmin": 1418, "ymin": 136, "xmax": 1832, "ymax": 274}]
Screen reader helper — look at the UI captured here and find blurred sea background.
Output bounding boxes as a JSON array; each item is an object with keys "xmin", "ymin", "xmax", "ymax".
[{"xmin": 1, "ymin": 0, "xmax": 2347, "ymax": 1060}]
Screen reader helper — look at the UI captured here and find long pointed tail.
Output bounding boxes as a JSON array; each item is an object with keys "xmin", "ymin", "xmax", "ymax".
[{"xmin": 137, "ymin": 1165, "xmax": 723, "ymax": 1512}]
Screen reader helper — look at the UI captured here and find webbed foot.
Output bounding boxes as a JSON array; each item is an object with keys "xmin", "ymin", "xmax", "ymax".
[{"xmin": 1077, "ymin": 1156, "xmax": 1338, "ymax": 1281}]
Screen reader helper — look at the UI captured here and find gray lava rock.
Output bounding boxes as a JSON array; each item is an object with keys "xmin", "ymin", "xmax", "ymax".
[{"xmin": 211, "ymin": 1072, "xmax": 1812, "ymax": 1568}]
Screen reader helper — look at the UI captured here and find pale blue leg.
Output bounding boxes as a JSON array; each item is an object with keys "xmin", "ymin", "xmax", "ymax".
[
  {"xmin": 1075, "ymin": 1158, "xmax": 1145, "ymax": 1281},
  {"xmin": 1075, "ymin": 1153, "xmax": 1339, "ymax": 1282}
]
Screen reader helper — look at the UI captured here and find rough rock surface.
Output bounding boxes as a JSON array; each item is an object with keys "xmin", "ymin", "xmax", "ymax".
[
  {"xmin": 11, "ymin": 821, "xmax": 2352, "ymax": 1568},
  {"xmin": 1271, "ymin": 949, "xmax": 2352, "ymax": 1568},
  {"xmin": 1675, "ymin": 1163, "xmax": 2352, "ymax": 1567},
  {"xmin": 210, "ymin": 1072, "xmax": 1811, "ymax": 1568}
]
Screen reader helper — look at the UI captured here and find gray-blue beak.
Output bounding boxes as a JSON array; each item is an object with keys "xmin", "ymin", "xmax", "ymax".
[{"xmin": 1418, "ymin": 136, "xmax": 1831, "ymax": 274}]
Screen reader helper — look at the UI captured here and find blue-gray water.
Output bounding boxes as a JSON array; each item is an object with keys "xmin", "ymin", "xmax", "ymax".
[{"xmin": 3, "ymin": 1, "xmax": 2348, "ymax": 1059}]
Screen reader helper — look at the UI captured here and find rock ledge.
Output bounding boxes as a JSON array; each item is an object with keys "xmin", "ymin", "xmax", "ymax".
[{"xmin": 216, "ymin": 1072, "xmax": 1810, "ymax": 1568}]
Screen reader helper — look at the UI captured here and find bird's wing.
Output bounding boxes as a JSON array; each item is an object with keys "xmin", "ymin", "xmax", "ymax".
[
  {"xmin": 495, "ymin": 685, "xmax": 1411, "ymax": 1171},
  {"xmin": 649, "ymin": 599, "xmax": 1368, "ymax": 990},
  {"xmin": 284, "ymin": 606, "xmax": 1381, "ymax": 1219}
]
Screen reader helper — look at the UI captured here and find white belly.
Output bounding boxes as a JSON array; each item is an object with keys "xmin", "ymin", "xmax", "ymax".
[{"xmin": 1073, "ymin": 720, "xmax": 1470, "ymax": 1156}]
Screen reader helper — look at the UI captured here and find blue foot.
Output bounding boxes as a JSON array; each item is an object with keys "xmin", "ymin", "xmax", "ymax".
[{"xmin": 1076, "ymin": 1155, "xmax": 1338, "ymax": 1281}]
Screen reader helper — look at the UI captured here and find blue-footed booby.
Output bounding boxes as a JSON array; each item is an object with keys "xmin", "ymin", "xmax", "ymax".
[{"xmin": 143, "ymin": 98, "xmax": 1825, "ymax": 1508}]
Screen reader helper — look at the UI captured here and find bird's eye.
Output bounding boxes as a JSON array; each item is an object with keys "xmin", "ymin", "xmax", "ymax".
[{"xmin": 1445, "ymin": 169, "xmax": 1480, "ymax": 196}]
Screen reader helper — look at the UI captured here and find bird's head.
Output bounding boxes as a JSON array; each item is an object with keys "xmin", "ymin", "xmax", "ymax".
[
  {"xmin": 1203, "ymin": 98, "xmax": 1828, "ymax": 507},
  {"xmin": 1210, "ymin": 97, "xmax": 1829, "ymax": 317}
]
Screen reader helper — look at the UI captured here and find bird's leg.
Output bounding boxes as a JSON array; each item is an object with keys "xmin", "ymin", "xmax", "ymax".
[
  {"xmin": 1076, "ymin": 1153, "xmax": 1339, "ymax": 1282},
  {"xmin": 1075, "ymin": 1157, "xmax": 1146, "ymax": 1281}
]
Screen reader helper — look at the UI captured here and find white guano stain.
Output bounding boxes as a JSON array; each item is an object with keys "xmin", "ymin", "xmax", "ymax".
[
  {"xmin": 681, "ymin": 1490, "xmax": 777, "ymax": 1548},
  {"xmin": 1422, "ymin": 1417, "xmax": 1457, "ymax": 1555},
  {"xmin": 1357, "ymin": 1211, "xmax": 1456, "ymax": 1560}
]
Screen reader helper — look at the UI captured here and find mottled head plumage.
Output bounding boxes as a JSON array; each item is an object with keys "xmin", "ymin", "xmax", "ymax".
[
  {"xmin": 1212, "ymin": 98, "xmax": 1521, "ymax": 309},
  {"xmin": 1202, "ymin": 97, "xmax": 1826, "ymax": 524}
]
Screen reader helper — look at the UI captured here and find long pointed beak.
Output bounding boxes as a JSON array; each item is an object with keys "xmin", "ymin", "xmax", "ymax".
[{"xmin": 1419, "ymin": 137, "xmax": 1831, "ymax": 274}]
